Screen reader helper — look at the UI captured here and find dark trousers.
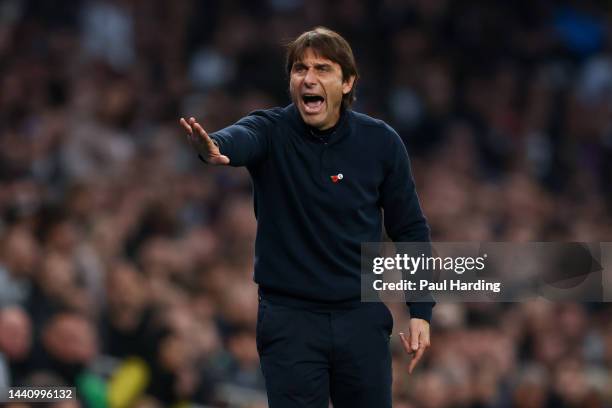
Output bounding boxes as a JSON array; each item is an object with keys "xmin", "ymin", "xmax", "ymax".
[{"xmin": 256, "ymin": 298, "xmax": 393, "ymax": 408}]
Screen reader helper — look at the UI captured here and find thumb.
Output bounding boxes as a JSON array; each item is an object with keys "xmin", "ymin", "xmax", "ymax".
[
  {"xmin": 217, "ymin": 155, "xmax": 230, "ymax": 165},
  {"xmin": 206, "ymin": 154, "xmax": 230, "ymax": 165}
]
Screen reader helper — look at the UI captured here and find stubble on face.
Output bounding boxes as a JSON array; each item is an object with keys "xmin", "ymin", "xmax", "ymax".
[{"xmin": 289, "ymin": 48, "xmax": 354, "ymax": 130}]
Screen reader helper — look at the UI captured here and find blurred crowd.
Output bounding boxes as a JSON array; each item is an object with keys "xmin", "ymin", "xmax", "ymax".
[{"xmin": 1, "ymin": 0, "xmax": 612, "ymax": 407}]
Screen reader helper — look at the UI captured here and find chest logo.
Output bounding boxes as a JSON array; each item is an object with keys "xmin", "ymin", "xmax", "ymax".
[{"xmin": 331, "ymin": 173, "xmax": 344, "ymax": 183}]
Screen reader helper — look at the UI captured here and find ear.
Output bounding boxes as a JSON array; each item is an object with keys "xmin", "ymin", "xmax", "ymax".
[{"xmin": 342, "ymin": 75, "xmax": 356, "ymax": 95}]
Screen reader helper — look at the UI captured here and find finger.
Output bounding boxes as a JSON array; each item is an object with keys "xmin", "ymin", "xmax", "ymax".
[
  {"xmin": 399, "ymin": 333, "xmax": 414, "ymax": 355},
  {"xmin": 210, "ymin": 155, "xmax": 230, "ymax": 165},
  {"xmin": 189, "ymin": 117, "xmax": 196, "ymax": 125},
  {"xmin": 411, "ymin": 329, "xmax": 419, "ymax": 351},
  {"xmin": 200, "ymin": 153, "xmax": 230, "ymax": 165},
  {"xmin": 193, "ymin": 122, "xmax": 218, "ymax": 153},
  {"xmin": 408, "ymin": 347, "xmax": 425, "ymax": 374},
  {"xmin": 192, "ymin": 122, "xmax": 211, "ymax": 141},
  {"xmin": 179, "ymin": 118, "xmax": 193, "ymax": 134}
]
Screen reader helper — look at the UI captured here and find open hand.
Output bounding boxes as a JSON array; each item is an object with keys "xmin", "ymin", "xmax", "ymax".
[{"xmin": 179, "ymin": 117, "xmax": 230, "ymax": 165}]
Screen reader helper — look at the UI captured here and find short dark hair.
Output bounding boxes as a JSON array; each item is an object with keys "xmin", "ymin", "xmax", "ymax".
[{"xmin": 286, "ymin": 27, "xmax": 359, "ymax": 109}]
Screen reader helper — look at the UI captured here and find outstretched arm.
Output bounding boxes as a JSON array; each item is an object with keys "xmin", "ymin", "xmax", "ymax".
[{"xmin": 179, "ymin": 110, "xmax": 274, "ymax": 167}]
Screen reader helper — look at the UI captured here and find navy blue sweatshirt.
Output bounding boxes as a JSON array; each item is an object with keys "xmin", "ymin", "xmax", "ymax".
[{"xmin": 208, "ymin": 104, "xmax": 434, "ymax": 322}]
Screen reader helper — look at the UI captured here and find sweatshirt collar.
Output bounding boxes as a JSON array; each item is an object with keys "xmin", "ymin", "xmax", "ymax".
[{"xmin": 287, "ymin": 103, "xmax": 350, "ymax": 145}]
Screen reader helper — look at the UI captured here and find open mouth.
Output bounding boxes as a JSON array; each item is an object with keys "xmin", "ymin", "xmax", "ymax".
[{"xmin": 302, "ymin": 94, "xmax": 325, "ymax": 114}]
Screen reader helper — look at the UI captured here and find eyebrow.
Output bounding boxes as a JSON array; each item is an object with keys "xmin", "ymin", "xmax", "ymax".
[{"xmin": 293, "ymin": 62, "xmax": 332, "ymax": 70}]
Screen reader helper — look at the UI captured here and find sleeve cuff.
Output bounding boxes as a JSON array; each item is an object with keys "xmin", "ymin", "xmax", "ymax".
[{"xmin": 407, "ymin": 302, "xmax": 434, "ymax": 323}]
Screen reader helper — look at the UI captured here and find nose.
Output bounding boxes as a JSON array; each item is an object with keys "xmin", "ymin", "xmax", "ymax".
[{"xmin": 304, "ymin": 68, "xmax": 317, "ymax": 86}]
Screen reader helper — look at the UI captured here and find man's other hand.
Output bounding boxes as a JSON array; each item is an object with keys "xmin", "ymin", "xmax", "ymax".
[
  {"xmin": 399, "ymin": 318, "xmax": 431, "ymax": 374},
  {"xmin": 179, "ymin": 117, "xmax": 230, "ymax": 165}
]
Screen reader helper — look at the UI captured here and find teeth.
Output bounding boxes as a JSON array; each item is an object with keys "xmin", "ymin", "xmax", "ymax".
[{"xmin": 303, "ymin": 98, "xmax": 323, "ymax": 113}]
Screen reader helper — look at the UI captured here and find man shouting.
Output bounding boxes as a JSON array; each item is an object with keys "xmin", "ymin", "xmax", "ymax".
[{"xmin": 180, "ymin": 27, "xmax": 433, "ymax": 408}]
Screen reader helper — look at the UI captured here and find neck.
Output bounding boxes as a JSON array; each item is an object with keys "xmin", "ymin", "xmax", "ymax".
[
  {"xmin": 318, "ymin": 110, "xmax": 341, "ymax": 131},
  {"xmin": 309, "ymin": 109, "xmax": 344, "ymax": 136}
]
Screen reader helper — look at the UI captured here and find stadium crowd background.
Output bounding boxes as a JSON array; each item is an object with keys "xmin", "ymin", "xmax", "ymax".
[{"xmin": 1, "ymin": 0, "xmax": 612, "ymax": 407}]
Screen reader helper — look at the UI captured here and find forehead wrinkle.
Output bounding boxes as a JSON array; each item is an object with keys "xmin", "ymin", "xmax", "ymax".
[{"xmin": 294, "ymin": 47, "xmax": 335, "ymax": 67}]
